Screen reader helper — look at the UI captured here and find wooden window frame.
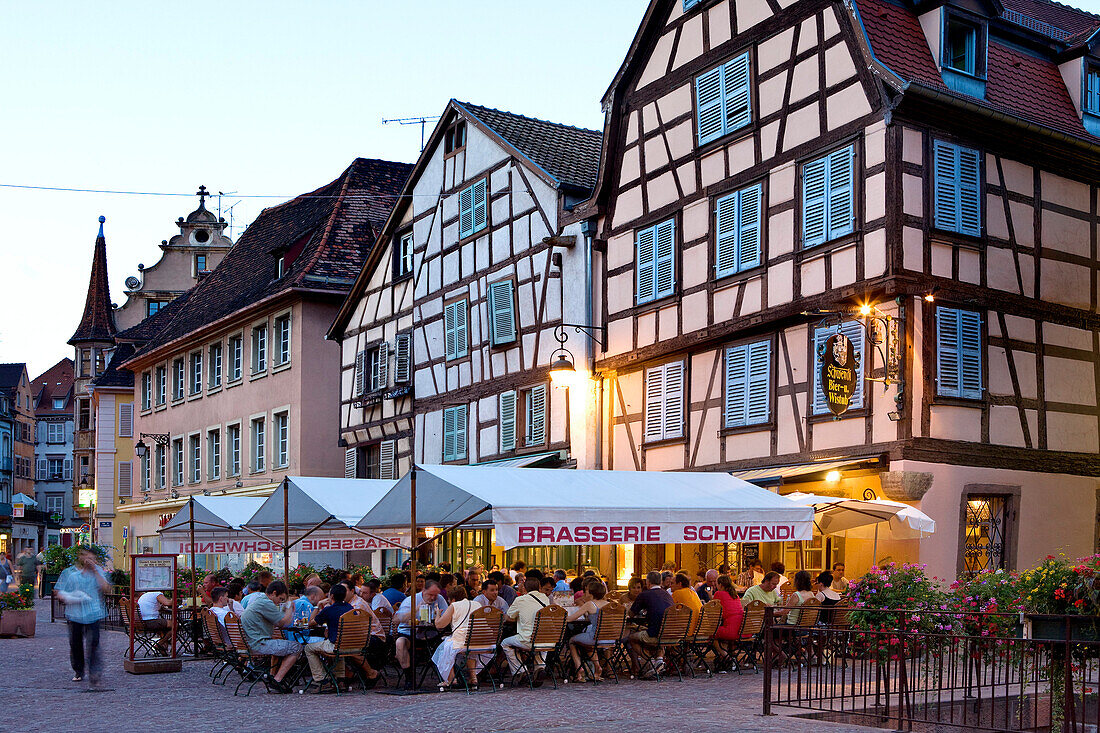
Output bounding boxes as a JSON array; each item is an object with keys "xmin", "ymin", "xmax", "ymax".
[
  {"xmin": 517, "ymin": 382, "xmax": 549, "ymax": 450},
  {"xmin": 444, "ymin": 119, "xmax": 467, "ymax": 158},
  {"xmin": 457, "ymin": 177, "xmax": 489, "ymax": 242},
  {"xmin": 721, "ymin": 336, "xmax": 775, "ymax": 433},
  {"xmin": 932, "ymin": 303, "xmax": 986, "ymax": 405},
  {"xmin": 486, "ymin": 276, "xmax": 518, "ymax": 348},
  {"xmin": 443, "ymin": 296, "xmax": 470, "ymax": 362},
  {"xmin": 713, "ymin": 179, "xmax": 766, "ymax": 282},
  {"xmin": 393, "ymin": 229, "xmax": 415, "ymax": 281},
  {"xmin": 798, "ymin": 141, "xmax": 860, "ymax": 251},
  {"xmin": 693, "ymin": 49, "xmax": 755, "ymax": 149}
]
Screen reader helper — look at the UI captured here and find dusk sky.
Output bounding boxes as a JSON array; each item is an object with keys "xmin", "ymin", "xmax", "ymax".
[{"xmin": 0, "ymin": 1, "xmax": 647, "ymax": 378}]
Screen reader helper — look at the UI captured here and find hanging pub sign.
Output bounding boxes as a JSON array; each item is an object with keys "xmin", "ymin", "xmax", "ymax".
[{"xmin": 821, "ymin": 331, "xmax": 858, "ymax": 416}]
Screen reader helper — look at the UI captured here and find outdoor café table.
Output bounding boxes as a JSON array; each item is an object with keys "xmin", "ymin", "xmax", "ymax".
[{"xmin": 162, "ymin": 607, "xmax": 204, "ymax": 656}]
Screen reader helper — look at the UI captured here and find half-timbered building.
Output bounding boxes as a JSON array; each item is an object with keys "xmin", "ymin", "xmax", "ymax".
[
  {"xmin": 568, "ymin": 0, "xmax": 1100, "ymax": 581},
  {"xmin": 329, "ymin": 100, "xmax": 602, "ymax": 569}
]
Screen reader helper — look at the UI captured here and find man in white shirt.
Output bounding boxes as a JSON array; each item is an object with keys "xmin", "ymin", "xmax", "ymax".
[
  {"xmin": 137, "ymin": 589, "xmax": 173, "ymax": 652},
  {"xmin": 472, "ymin": 578, "xmax": 510, "ymax": 612},
  {"xmin": 362, "ymin": 579, "xmax": 393, "ymax": 612},
  {"xmin": 208, "ymin": 587, "xmax": 234, "ymax": 644}
]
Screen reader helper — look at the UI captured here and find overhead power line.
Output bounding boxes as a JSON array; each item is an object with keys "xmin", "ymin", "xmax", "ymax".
[{"xmin": 0, "ymin": 182, "xmax": 497, "ymax": 200}]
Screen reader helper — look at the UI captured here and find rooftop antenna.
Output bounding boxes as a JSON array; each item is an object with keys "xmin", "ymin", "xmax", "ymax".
[
  {"xmin": 382, "ymin": 115, "xmax": 440, "ymax": 151},
  {"xmin": 216, "ymin": 190, "xmax": 238, "ymax": 223},
  {"xmin": 222, "ymin": 199, "xmax": 242, "ymax": 240}
]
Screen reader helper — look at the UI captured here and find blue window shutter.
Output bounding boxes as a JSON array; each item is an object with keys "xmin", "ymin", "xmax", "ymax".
[
  {"xmin": 827, "ymin": 147, "xmax": 855, "ymax": 240},
  {"xmin": 1087, "ymin": 70, "xmax": 1100, "ymax": 114},
  {"xmin": 802, "ymin": 157, "xmax": 828, "ymax": 247},
  {"xmin": 746, "ymin": 340, "xmax": 771, "ymax": 425},
  {"xmin": 454, "ymin": 300, "xmax": 468, "ymax": 358},
  {"xmin": 443, "ymin": 407, "xmax": 456, "ymax": 461},
  {"xmin": 934, "ymin": 141, "xmax": 960, "ymax": 233},
  {"xmin": 459, "ymin": 185, "xmax": 474, "ymax": 239},
  {"xmin": 813, "ymin": 321, "xmax": 865, "ymax": 414},
  {"xmin": 444, "ymin": 302, "xmax": 457, "ymax": 360},
  {"xmin": 636, "ymin": 225, "xmax": 656, "ymax": 303},
  {"xmin": 683, "ymin": 0, "xmax": 701, "ymax": 9},
  {"xmin": 738, "ymin": 183, "xmax": 762, "ymax": 270},
  {"xmin": 715, "ymin": 192, "xmax": 738, "ymax": 277},
  {"xmin": 695, "ymin": 66, "xmax": 725, "ymax": 145},
  {"xmin": 654, "ymin": 219, "xmax": 676, "ymax": 298},
  {"xmin": 959, "ymin": 310, "xmax": 983, "ymax": 399},
  {"xmin": 455, "ymin": 404, "xmax": 468, "ymax": 459},
  {"xmin": 488, "ymin": 280, "xmax": 516, "ymax": 345},
  {"xmin": 936, "ymin": 307, "xmax": 961, "ymax": 397},
  {"xmin": 663, "ymin": 361, "xmax": 684, "ymax": 438},
  {"xmin": 499, "ymin": 391, "xmax": 517, "ymax": 452},
  {"xmin": 723, "ymin": 53, "xmax": 752, "ymax": 133},
  {"xmin": 472, "ymin": 179, "xmax": 488, "ymax": 234},
  {"xmin": 957, "ymin": 147, "xmax": 981, "ymax": 236},
  {"xmin": 724, "ymin": 345, "xmax": 748, "ymax": 427}
]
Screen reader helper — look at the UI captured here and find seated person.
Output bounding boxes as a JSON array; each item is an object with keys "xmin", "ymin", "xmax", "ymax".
[
  {"xmin": 566, "ymin": 579, "xmax": 611, "ymax": 682},
  {"xmin": 695, "ymin": 569, "xmax": 718, "ymax": 603},
  {"xmin": 472, "ymin": 578, "xmax": 510, "ymax": 612},
  {"xmin": 208, "ymin": 586, "xmax": 233, "ymax": 645},
  {"xmin": 393, "ymin": 579, "xmax": 449, "ymax": 689},
  {"xmin": 670, "ymin": 572, "xmax": 703, "ymax": 633},
  {"xmin": 814, "ymin": 571, "xmax": 841, "ymax": 606},
  {"xmin": 784, "ymin": 570, "xmax": 817, "ymax": 625},
  {"xmin": 539, "ymin": 576, "xmax": 556, "ymax": 598},
  {"xmin": 431, "ymin": 586, "xmax": 486, "ymax": 688},
  {"xmin": 293, "ymin": 585, "xmax": 322, "ymax": 626},
  {"xmin": 382, "ymin": 573, "xmax": 409, "ymax": 608},
  {"xmin": 304, "ymin": 583, "xmax": 380, "ymax": 693},
  {"xmin": 240, "ymin": 581, "xmax": 264, "ymax": 610},
  {"xmin": 552, "ymin": 569, "xmax": 570, "ymax": 592},
  {"xmin": 226, "ymin": 579, "xmax": 247, "ymax": 616},
  {"xmin": 622, "ymin": 576, "xmax": 644, "ymax": 610},
  {"xmin": 136, "ymin": 588, "xmax": 173, "ymax": 653},
  {"xmin": 628, "ymin": 571, "xmax": 674, "ymax": 678},
  {"xmin": 736, "ymin": 560, "xmax": 764, "ymax": 593},
  {"xmin": 502, "ymin": 577, "xmax": 551, "ymax": 685},
  {"xmin": 488, "ymin": 571, "xmax": 516, "ymax": 605},
  {"xmin": 712, "ymin": 574, "xmax": 745, "ymax": 660},
  {"xmin": 362, "ymin": 578, "xmax": 393, "ymax": 613},
  {"xmin": 239, "ymin": 580, "xmax": 301, "ymax": 693},
  {"xmin": 742, "ymin": 572, "xmax": 789, "ymax": 620}
]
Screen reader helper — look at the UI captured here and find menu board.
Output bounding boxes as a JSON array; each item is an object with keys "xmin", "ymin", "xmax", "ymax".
[{"xmin": 133, "ymin": 555, "xmax": 176, "ymax": 592}]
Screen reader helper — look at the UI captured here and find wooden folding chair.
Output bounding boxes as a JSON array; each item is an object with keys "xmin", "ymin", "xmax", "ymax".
[
  {"xmin": 119, "ymin": 597, "xmax": 163, "ymax": 658},
  {"xmin": 825, "ymin": 601, "xmax": 855, "ymax": 660},
  {"xmin": 222, "ymin": 612, "xmax": 274, "ymax": 696},
  {"xmin": 789, "ymin": 597, "xmax": 822, "ymax": 665},
  {"xmin": 316, "ymin": 609, "xmax": 374, "ymax": 695},
  {"xmin": 514, "ymin": 605, "xmax": 567, "ymax": 689},
  {"xmin": 201, "ymin": 608, "xmax": 239, "ymax": 684},
  {"xmin": 578, "ymin": 600, "xmax": 628, "ymax": 684},
  {"xmin": 734, "ymin": 600, "xmax": 767, "ymax": 673},
  {"xmin": 636, "ymin": 603, "xmax": 693, "ymax": 681},
  {"xmin": 684, "ymin": 599, "xmax": 725, "ymax": 677},
  {"xmin": 454, "ymin": 605, "xmax": 503, "ymax": 694}
]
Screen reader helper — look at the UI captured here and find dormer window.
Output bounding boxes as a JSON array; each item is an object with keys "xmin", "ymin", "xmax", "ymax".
[
  {"xmin": 941, "ymin": 11, "xmax": 987, "ymax": 98},
  {"xmin": 1086, "ymin": 66, "xmax": 1100, "ymax": 115},
  {"xmin": 194, "ymin": 253, "xmax": 208, "ymax": 274},
  {"xmin": 444, "ymin": 120, "xmax": 467, "ymax": 155},
  {"xmin": 276, "ymin": 255, "xmax": 286, "ymax": 279}
]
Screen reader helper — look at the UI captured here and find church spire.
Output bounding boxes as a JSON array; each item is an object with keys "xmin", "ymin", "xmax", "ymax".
[{"xmin": 68, "ymin": 215, "xmax": 116, "ymax": 345}]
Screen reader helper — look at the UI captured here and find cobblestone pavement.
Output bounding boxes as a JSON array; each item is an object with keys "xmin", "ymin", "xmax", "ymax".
[{"xmin": 5, "ymin": 602, "xmax": 887, "ymax": 733}]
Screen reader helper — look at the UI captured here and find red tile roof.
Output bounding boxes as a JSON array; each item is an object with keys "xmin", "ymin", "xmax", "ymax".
[
  {"xmin": 1001, "ymin": 0, "xmax": 1099, "ymax": 39},
  {"xmin": 32, "ymin": 358, "xmax": 74, "ymax": 416},
  {"xmin": 68, "ymin": 217, "xmax": 116, "ymax": 344}
]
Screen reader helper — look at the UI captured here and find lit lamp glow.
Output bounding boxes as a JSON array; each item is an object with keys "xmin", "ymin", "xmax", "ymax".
[
  {"xmin": 858, "ymin": 303, "xmax": 872, "ymax": 316},
  {"xmin": 423, "ymin": 526, "xmax": 438, "ymax": 539},
  {"xmin": 549, "ymin": 352, "xmax": 576, "ymax": 386},
  {"xmin": 825, "ymin": 470, "xmax": 841, "ymax": 484}
]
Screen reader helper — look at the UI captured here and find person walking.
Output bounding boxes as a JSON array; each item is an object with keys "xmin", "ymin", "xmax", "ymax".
[
  {"xmin": 54, "ymin": 546, "xmax": 110, "ymax": 686},
  {"xmin": 0, "ymin": 553, "xmax": 14, "ymax": 591},
  {"xmin": 17, "ymin": 547, "xmax": 41, "ymax": 593}
]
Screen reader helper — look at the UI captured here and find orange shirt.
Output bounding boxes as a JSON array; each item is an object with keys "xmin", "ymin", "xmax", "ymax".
[{"xmin": 671, "ymin": 587, "xmax": 703, "ymax": 633}]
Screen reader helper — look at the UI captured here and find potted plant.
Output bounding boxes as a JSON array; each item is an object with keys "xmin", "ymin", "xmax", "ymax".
[
  {"xmin": 41, "ymin": 544, "xmax": 109, "ymax": 597},
  {"xmin": 239, "ymin": 560, "xmax": 269, "ymax": 583},
  {"xmin": 287, "ymin": 563, "xmax": 317, "ymax": 589},
  {"xmin": 847, "ymin": 562, "xmax": 950, "ymax": 660},
  {"xmin": 1019, "ymin": 554, "xmax": 1100, "ymax": 641},
  {"xmin": 0, "ymin": 583, "xmax": 36, "ymax": 637}
]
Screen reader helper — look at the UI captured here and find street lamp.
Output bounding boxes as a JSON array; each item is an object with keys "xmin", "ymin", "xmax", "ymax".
[
  {"xmin": 134, "ymin": 433, "xmax": 170, "ymax": 458},
  {"xmin": 548, "ymin": 323, "xmax": 606, "ymax": 386}
]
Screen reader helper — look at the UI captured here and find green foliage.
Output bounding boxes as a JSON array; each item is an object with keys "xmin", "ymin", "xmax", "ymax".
[
  {"xmin": 1018, "ymin": 553, "xmax": 1100, "ymax": 616},
  {"xmin": 848, "ymin": 563, "xmax": 950, "ymax": 635},
  {"xmin": 239, "ymin": 561, "xmax": 270, "ymax": 583},
  {"xmin": 0, "ymin": 584, "xmax": 34, "ymax": 611},
  {"xmin": 42, "ymin": 544, "xmax": 109, "ymax": 573},
  {"xmin": 287, "ymin": 563, "xmax": 317, "ymax": 589},
  {"xmin": 109, "ymin": 568, "xmax": 130, "ymax": 588},
  {"xmin": 347, "ymin": 564, "xmax": 376, "ymax": 582}
]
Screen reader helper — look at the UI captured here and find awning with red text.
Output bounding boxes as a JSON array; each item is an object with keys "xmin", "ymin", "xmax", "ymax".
[{"xmin": 356, "ymin": 465, "xmax": 814, "ymax": 548}]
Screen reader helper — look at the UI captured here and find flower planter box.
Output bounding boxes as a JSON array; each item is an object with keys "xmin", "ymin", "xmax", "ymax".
[
  {"xmin": 0, "ymin": 609, "xmax": 36, "ymax": 637},
  {"xmin": 1025, "ymin": 614, "xmax": 1100, "ymax": 642},
  {"xmin": 40, "ymin": 572, "xmax": 60, "ymax": 598}
]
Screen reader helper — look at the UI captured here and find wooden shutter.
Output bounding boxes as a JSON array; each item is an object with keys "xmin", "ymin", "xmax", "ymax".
[
  {"xmin": 802, "ymin": 156, "xmax": 828, "ymax": 247},
  {"xmin": 937, "ymin": 307, "xmax": 983, "ymax": 399},
  {"xmin": 933, "ymin": 141, "xmax": 959, "ymax": 233},
  {"xmin": 695, "ymin": 66, "xmax": 725, "ymax": 144},
  {"xmin": 36, "ymin": 459, "xmax": 46, "ymax": 481},
  {"xmin": 1088, "ymin": 70, "xmax": 1100, "ymax": 114},
  {"xmin": 118, "ymin": 461, "xmax": 132, "ymax": 497},
  {"xmin": 636, "ymin": 225, "xmax": 656, "ymax": 303},
  {"xmin": 683, "ymin": 0, "xmax": 701, "ymax": 9},
  {"xmin": 654, "ymin": 219, "xmax": 676, "ymax": 299},
  {"xmin": 813, "ymin": 321, "xmax": 865, "ymax": 414},
  {"xmin": 723, "ymin": 52, "xmax": 752, "ymax": 132},
  {"xmin": 472, "ymin": 179, "xmax": 488, "ymax": 234},
  {"xmin": 119, "ymin": 402, "xmax": 133, "ymax": 438},
  {"xmin": 958, "ymin": 146, "xmax": 981, "ymax": 237},
  {"xmin": 355, "ymin": 350, "xmax": 366, "ymax": 397},
  {"xmin": 443, "ymin": 407, "xmax": 456, "ymax": 461},
  {"xmin": 827, "ymin": 147, "xmax": 855, "ymax": 240},
  {"xmin": 959, "ymin": 310, "xmax": 983, "ymax": 399},
  {"xmin": 715, "ymin": 192, "xmax": 739, "ymax": 277},
  {"xmin": 663, "ymin": 362, "xmax": 684, "ymax": 439},
  {"xmin": 344, "ymin": 448, "xmax": 357, "ymax": 479},
  {"xmin": 453, "ymin": 301, "xmax": 468, "ymax": 358},
  {"xmin": 395, "ymin": 333, "xmax": 412, "ymax": 383},
  {"xmin": 644, "ymin": 365, "xmax": 665, "ymax": 441},
  {"xmin": 499, "ymin": 391, "xmax": 517, "ymax": 452},
  {"xmin": 738, "ymin": 183, "xmax": 762, "ymax": 271},
  {"xmin": 936, "ymin": 307, "xmax": 961, "ymax": 397},
  {"xmin": 375, "ymin": 341, "xmax": 389, "ymax": 391},
  {"xmin": 455, "ymin": 405, "xmax": 468, "ymax": 459},
  {"xmin": 526, "ymin": 386, "xmax": 546, "ymax": 446},
  {"xmin": 488, "ymin": 280, "xmax": 516, "ymax": 345},
  {"xmin": 746, "ymin": 340, "xmax": 771, "ymax": 425},
  {"xmin": 63, "ymin": 458, "xmax": 72, "ymax": 481},
  {"xmin": 379, "ymin": 440, "xmax": 396, "ymax": 480},
  {"xmin": 725, "ymin": 344, "xmax": 748, "ymax": 427},
  {"xmin": 459, "ymin": 185, "xmax": 474, "ymax": 238},
  {"xmin": 444, "ymin": 302, "xmax": 457, "ymax": 360}
]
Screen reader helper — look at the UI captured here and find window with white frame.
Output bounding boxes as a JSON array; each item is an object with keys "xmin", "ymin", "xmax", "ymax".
[
  {"xmin": 274, "ymin": 411, "xmax": 289, "ymax": 468},
  {"xmin": 189, "ymin": 351, "xmax": 203, "ymax": 395},
  {"xmin": 172, "ymin": 438, "xmax": 184, "ymax": 486},
  {"xmin": 173, "ymin": 358, "xmax": 185, "ymax": 400},
  {"xmin": 209, "ymin": 342, "xmax": 223, "ymax": 389},
  {"xmin": 140, "ymin": 453, "xmax": 150, "ymax": 492},
  {"xmin": 645, "ymin": 361, "xmax": 685, "ymax": 441},
  {"xmin": 695, "ymin": 52, "xmax": 752, "ymax": 145},
  {"xmin": 395, "ymin": 231, "xmax": 414, "ymax": 278},
  {"xmin": 156, "ymin": 365, "xmax": 167, "ymax": 405},
  {"xmin": 369, "ymin": 343, "xmax": 389, "ymax": 393},
  {"xmin": 802, "ymin": 145, "xmax": 855, "ymax": 248},
  {"xmin": 715, "ymin": 183, "xmax": 762, "ymax": 277},
  {"xmin": 46, "ymin": 423, "xmax": 64, "ymax": 444},
  {"xmin": 274, "ymin": 314, "xmax": 291, "ymax": 366},
  {"xmin": 444, "ymin": 300, "xmax": 468, "ymax": 360},
  {"xmin": 487, "ymin": 279, "xmax": 517, "ymax": 346},
  {"xmin": 251, "ymin": 324, "xmax": 267, "ymax": 374},
  {"xmin": 725, "ymin": 339, "xmax": 771, "ymax": 428},
  {"xmin": 812, "ymin": 321, "xmax": 865, "ymax": 415},
  {"xmin": 458, "ymin": 179, "xmax": 488, "ymax": 239},
  {"xmin": 228, "ymin": 335, "xmax": 243, "ymax": 382},
  {"xmin": 936, "ymin": 306, "xmax": 983, "ymax": 399},
  {"xmin": 46, "ymin": 495, "xmax": 63, "ymax": 516},
  {"xmin": 118, "ymin": 460, "xmax": 132, "ymax": 497},
  {"xmin": 141, "ymin": 372, "xmax": 152, "ymax": 411},
  {"xmin": 521, "ymin": 385, "xmax": 547, "ymax": 447},
  {"xmin": 208, "ymin": 429, "xmax": 221, "ymax": 480},
  {"xmin": 189, "ymin": 434, "xmax": 201, "ymax": 483},
  {"xmin": 52, "ymin": 397, "xmax": 65, "ymax": 410},
  {"xmin": 156, "ymin": 443, "xmax": 166, "ymax": 490},
  {"xmin": 227, "ymin": 424, "xmax": 241, "ymax": 477},
  {"xmin": 251, "ymin": 417, "xmax": 266, "ymax": 472},
  {"xmin": 442, "ymin": 405, "xmax": 467, "ymax": 462},
  {"xmin": 636, "ymin": 219, "xmax": 676, "ymax": 304},
  {"xmin": 1086, "ymin": 66, "xmax": 1100, "ymax": 115},
  {"xmin": 46, "ymin": 456, "xmax": 64, "ymax": 479},
  {"xmin": 933, "ymin": 140, "xmax": 981, "ymax": 237}
]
